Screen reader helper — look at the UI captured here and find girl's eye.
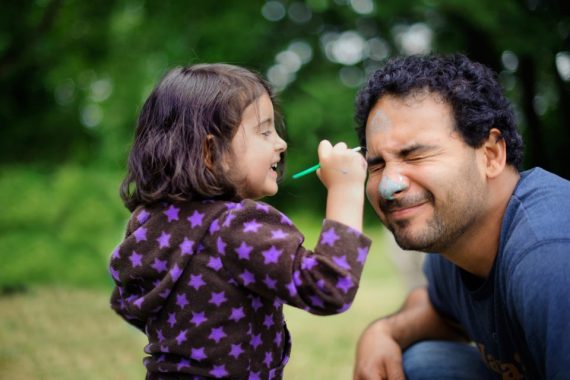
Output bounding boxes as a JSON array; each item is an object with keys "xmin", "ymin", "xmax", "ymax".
[{"xmin": 261, "ymin": 130, "xmax": 272, "ymax": 137}]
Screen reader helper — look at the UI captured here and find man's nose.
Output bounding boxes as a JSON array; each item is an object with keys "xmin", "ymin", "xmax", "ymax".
[{"xmin": 378, "ymin": 166, "xmax": 409, "ymax": 200}]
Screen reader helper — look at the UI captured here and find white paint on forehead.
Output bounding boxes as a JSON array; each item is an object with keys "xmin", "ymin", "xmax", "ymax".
[{"xmin": 368, "ymin": 108, "xmax": 392, "ymax": 133}]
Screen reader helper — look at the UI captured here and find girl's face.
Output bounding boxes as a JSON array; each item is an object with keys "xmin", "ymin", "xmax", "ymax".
[{"xmin": 229, "ymin": 93, "xmax": 287, "ymax": 200}]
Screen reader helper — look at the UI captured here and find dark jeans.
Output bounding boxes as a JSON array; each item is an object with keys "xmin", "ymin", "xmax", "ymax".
[{"xmin": 403, "ymin": 340, "xmax": 496, "ymax": 380}]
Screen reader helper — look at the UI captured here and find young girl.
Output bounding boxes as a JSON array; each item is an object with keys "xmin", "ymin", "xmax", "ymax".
[{"xmin": 109, "ymin": 63, "xmax": 370, "ymax": 380}]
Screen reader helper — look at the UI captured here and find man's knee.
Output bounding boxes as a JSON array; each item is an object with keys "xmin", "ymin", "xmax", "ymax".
[{"xmin": 403, "ymin": 340, "xmax": 493, "ymax": 380}]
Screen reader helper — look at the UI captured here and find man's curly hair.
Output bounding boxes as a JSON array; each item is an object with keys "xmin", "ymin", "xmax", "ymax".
[{"xmin": 355, "ymin": 54, "xmax": 524, "ymax": 168}]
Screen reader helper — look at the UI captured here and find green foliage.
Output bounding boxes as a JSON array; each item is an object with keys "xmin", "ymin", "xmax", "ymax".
[
  {"xmin": 0, "ymin": 165, "xmax": 128, "ymax": 288},
  {"xmin": 1, "ymin": 0, "xmax": 569, "ymax": 288}
]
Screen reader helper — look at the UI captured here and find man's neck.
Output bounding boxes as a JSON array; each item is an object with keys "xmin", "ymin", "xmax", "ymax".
[{"xmin": 441, "ymin": 168, "xmax": 521, "ymax": 278}]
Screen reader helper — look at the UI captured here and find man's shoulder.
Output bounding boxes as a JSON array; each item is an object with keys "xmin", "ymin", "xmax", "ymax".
[{"xmin": 504, "ymin": 167, "xmax": 570, "ymax": 241}]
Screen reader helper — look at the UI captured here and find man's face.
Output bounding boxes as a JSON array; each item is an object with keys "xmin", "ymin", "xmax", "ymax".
[{"xmin": 365, "ymin": 92, "xmax": 488, "ymax": 253}]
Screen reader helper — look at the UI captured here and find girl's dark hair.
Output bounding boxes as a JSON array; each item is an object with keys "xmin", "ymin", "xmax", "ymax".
[
  {"xmin": 120, "ymin": 63, "xmax": 285, "ymax": 211},
  {"xmin": 355, "ymin": 54, "xmax": 524, "ymax": 168}
]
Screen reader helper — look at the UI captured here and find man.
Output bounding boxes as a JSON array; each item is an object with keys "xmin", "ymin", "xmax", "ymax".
[{"xmin": 352, "ymin": 54, "xmax": 570, "ymax": 379}]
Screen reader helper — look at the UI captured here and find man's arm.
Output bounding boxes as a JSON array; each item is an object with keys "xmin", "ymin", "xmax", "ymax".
[{"xmin": 353, "ymin": 287, "xmax": 469, "ymax": 380}]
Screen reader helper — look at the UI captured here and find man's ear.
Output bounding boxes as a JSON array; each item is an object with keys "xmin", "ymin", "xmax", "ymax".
[{"xmin": 483, "ymin": 128, "xmax": 507, "ymax": 178}]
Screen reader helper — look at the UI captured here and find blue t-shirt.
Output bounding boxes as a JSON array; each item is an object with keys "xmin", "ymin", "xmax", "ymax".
[{"xmin": 425, "ymin": 168, "xmax": 570, "ymax": 379}]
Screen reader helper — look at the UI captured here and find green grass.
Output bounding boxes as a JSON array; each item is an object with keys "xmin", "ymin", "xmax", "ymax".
[
  {"xmin": 0, "ymin": 224, "xmax": 406, "ymax": 380},
  {"xmin": 0, "ymin": 166, "xmax": 408, "ymax": 379}
]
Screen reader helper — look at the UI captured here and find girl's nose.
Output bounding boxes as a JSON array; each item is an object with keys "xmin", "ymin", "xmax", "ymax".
[
  {"xmin": 276, "ymin": 135, "xmax": 287, "ymax": 152},
  {"xmin": 378, "ymin": 169, "xmax": 409, "ymax": 200}
]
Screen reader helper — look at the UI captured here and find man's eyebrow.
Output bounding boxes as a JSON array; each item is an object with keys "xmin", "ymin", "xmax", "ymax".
[
  {"xmin": 398, "ymin": 144, "xmax": 438, "ymax": 158},
  {"xmin": 366, "ymin": 144, "xmax": 438, "ymax": 165},
  {"xmin": 366, "ymin": 155, "xmax": 384, "ymax": 166}
]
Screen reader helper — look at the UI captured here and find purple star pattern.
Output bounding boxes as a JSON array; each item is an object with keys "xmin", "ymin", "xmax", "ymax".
[
  {"xmin": 243, "ymin": 220, "xmax": 262, "ymax": 233},
  {"xmin": 209, "ymin": 291, "xmax": 227, "ymax": 307},
  {"xmin": 357, "ymin": 246, "xmax": 369, "ymax": 264},
  {"xmin": 229, "ymin": 307, "xmax": 245, "ymax": 322},
  {"xmin": 110, "ymin": 200, "xmax": 372, "ymax": 377},
  {"xmin": 229, "ymin": 343, "xmax": 244, "ymax": 359},
  {"xmin": 207, "ymin": 257, "xmax": 223, "ymax": 271},
  {"xmin": 286, "ymin": 281, "xmax": 297, "ymax": 297},
  {"xmin": 301, "ymin": 256, "xmax": 318, "ymax": 270},
  {"xmin": 263, "ymin": 275, "xmax": 277, "ymax": 289},
  {"xmin": 167, "ymin": 312, "xmax": 177, "ymax": 327},
  {"xmin": 164, "ymin": 205, "xmax": 180, "ymax": 222},
  {"xmin": 209, "ymin": 219, "xmax": 220, "ymax": 234},
  {"xmin": 179, "ymin": 238, "xmax": 194, "ymax": 255},
  {"xmin": 250, "ymin": 333, "xmax": 262, "ymax": 349},
  {"xmin": 177, "ymin": 358, "xmax": 190, "ymax": 370},
  {"xmin": 151, "ymin": 258, "xmax": 167, "ymax": 273},
  {"xmin": 225, "ymin": 202, "xmax": 239, "ymax": 210},
  {"xmin": 273, "ymin": 298, "xmax": 283, "ymax": 309},
  {"xmin": 210, "ymin": 364, "xmax": 228, "ymax": 378},
  {"xmin": 271, "ymin": 229, "xmax": 288, "ymax": 239},
  {"xmin": 236, "ymin": 242, "xmax": 253, "ymax": 260},
  {"xmin": 176, "ymin": 293, "xmax": 189, "ymax": 309},
  {"xmin": 274, "ymin": 331, "xmax": 282, "ymax": 345},
  {"xmin": 279, "ymin": 213, "xmax": 293, "ymax": 225},
  {"xmin": 159, "ymin": 288, "xmax": 171, "ymax": 299},
  {"xmin": 110, "ymin": 267, "xmax": 120, "ymax": 281},
  {"xmin": 263, "ymin": 315, "xmax": 274, "ymax": 328},
  {"xmin": 136, "ymin": 209, "xmax": 149, "ymax": 223},
  {"xmin": 264, "ymin": 351, "xmax": 273, "ymax": 367},
  {"xmin": 249, "ymin": 372, "xmax": 261, "ymax": 380},
  {"xmin": 223, "ymin": 213, "xmax": 236, "ymax": 227},
  {"xmin": 190, "ymin": 311, "xmax": 207, "ymax": 327},
  {"xmin": 240, "ymin": 270, "xmax": 255, "ymax": 286},
  {"xmin": 256, "ymin": 203, "xmax": 270, "ymax": 213},
  {"xmin": 175, "ymin": 329, "xmax": 187, "ymax": 345},
  {"xmin": 209, "ymin": 327, "xmax": 227, "ymax": 343},
  {"xmin": 216, "ymin": 237, "xmax": 226, "ymax": 255},
  {"xmin": 156, "ymin": 231, "xmax": 171, "ymax": 249},
  {"xmin": 129, "ymin": 251, "xmax": 143, "ymax": 267},
  {"xmin": 188, "ymin": 274, "xmax": 206, "ymax": 290},
  {"xmin": 337, "ymin": 275, "xmax": 354, "ymax": 294},
  {"xmin": 321, "ymin": 228, "xmax": 340, "ymax": 246},
  {"xmin": 309, "ymin": 295, "xmax": 325, "ymax": 308},
  {"xmin": 338, "ymin": 303, "xmax": 351, "ymax": 313},
  {"xmin": 133, "ymin": 227, "xmax": 147, "ymax": 242},
  {"xmin": 170, "ymin": 264, "xmax": 182, "ymax": 282},
  {"xmin": 191, "ymin": 347, "xmax": 207, "ymax": 361},
  {"xmin": 262, "ymin": 246, "xmax": 283, "ymax": 264},
  {"xmin": 251, "ymin": 297, "xmax": 263, "ymax": 311},
  {"xmin": 133, "ymin": 297, "xmax": 144, "ymax": 308},
  {"xmin": 188, "ymin": 210, "xmax": 204, "ymax": 228},
  {"xmin": 156, "ymin": 329, "xmax": 165, "ymax": 343},
  {"xmin": 332, "ymin": 255, "xmax": 351, "ymax": 270}
]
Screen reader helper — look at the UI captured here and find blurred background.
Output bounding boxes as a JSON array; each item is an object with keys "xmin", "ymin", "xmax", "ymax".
[{"xmin": 1, "ymin": 0, "xmax": 569, "ymax": 379}]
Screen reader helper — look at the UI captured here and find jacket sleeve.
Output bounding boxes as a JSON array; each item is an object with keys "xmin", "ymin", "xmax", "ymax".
[{"xmin": 208, "ymin": 200, "xmax": 372, "ymax": 315}]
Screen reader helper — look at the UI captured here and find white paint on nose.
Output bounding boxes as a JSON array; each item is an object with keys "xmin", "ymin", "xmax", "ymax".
[{"xmin": 379, "ymin": 174, "xmax": 408, "ymax": 200}]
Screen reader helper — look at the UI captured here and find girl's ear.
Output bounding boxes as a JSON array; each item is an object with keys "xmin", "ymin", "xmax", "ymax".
[
  {"xmin": 483, "ymin": 128, "xmax": 507, "ymax": 178},
  {"xmin": 203, "ymin": 134, "xmax": 215, "ymax": 170}
]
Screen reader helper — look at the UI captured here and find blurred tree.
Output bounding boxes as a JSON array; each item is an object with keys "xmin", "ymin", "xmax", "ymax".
[{"xmin": 1, "ymin": 0, "xmax": 569, "ymax": 213}]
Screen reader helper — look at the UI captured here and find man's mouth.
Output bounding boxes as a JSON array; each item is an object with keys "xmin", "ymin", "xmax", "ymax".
[{"xmin": 379, "ymin": 193, "xmax": 433, "ymax": 214}]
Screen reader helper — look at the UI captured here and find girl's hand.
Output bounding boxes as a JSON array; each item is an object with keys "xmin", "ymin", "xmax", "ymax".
[
  {"xmin": 317, "ymin": 140, "xmax": 367, "ymax": 231},
  {"xmin": 316, "ymin": 140, "xmax": 367, "ymax": 190}
]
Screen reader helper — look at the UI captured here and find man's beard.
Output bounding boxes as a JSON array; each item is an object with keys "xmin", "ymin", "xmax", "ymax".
[{"xmin": 381, "ymin": 188, "xmax": 481, "ymax": 253}]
